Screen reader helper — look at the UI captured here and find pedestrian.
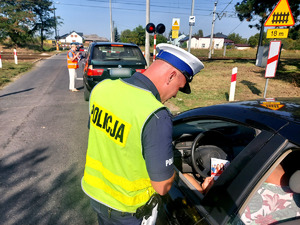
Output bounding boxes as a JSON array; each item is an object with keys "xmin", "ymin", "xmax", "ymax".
[
  {"xmin": 81, "ymin": 43, "xmax": 204, "ymax": 225},
  {"xmin": 67, "ymin": 44, "xmax": 80, "ymax": 92}
]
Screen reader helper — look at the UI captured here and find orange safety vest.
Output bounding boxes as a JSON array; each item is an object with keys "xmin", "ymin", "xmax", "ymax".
[{"xmin": 67, "ymin": 50, "xmax": 79, "ymax": 69}]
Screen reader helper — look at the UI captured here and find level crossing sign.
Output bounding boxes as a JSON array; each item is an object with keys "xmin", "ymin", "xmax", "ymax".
[
  {"xmin": 265, "ymin": 41, "xmax": 281, "ymax": 78},
  {"xmin": 172, "ymin": 18, "xmax": 180, "ymax": 30},
  {"xmin": 264, "ymin": 0, "xmax": 295, "ymax": 27}
]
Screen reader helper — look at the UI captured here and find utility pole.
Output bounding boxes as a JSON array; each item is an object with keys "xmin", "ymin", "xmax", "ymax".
[
  {"xmin": 53, "ymin": 3, "xmax": 58, "ymax": 51},
  {"xmin": 110, "ymin": 0, "xmax": 114, "ymax": 42},
  {"xmin": 187, "ymin": 0, "xmax": 195, "ymax": 53},
  {"xmin": 145, "ymin": 0, "xmax": 150, "ymax": 66},
  {"xmin": 208, "ymin": 1, "xmax": 217, "ymax": 59}
]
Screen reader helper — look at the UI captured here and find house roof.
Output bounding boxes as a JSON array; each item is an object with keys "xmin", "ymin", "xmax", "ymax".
[
  {"xmin": 179, "ymin": 36, "xmax": 190, "ymax": 42},
  {"xmin": 58, "ymin": 31, "xmax": 83, "ymax": 39},
  {"xmin": 83, "ymin": 34, "xmax": 109, "ymax": 42},
  {"xmin": 204, "ymin": 32, "xmax": 228, "ymax": 38}
]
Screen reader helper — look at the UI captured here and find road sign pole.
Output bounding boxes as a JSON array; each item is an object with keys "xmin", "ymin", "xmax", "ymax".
[
  {"xmin": 187, "ymin": 0, "xmax": 195, "ymax": 53},
  {"xmin": 263, "ymin": 78, "xmax": 269, "ymax": 98}
]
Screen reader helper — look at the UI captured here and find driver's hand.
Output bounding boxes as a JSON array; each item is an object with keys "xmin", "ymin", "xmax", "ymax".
[{"xmin": 202, "ymin": 177, "xmax": 214, "ymax": 194}]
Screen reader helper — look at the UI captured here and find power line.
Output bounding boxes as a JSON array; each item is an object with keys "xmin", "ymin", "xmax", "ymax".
[
  {"xmin": 61, "ymin": 0, "xmax": 227, "ymax": 14},
  {"xmin": 228, "ymin": 21, "xmax": 244, "ymax": 34},
  {"xmin": 58, "ymin": 2, "xmax": 215, "ymax": 16}
]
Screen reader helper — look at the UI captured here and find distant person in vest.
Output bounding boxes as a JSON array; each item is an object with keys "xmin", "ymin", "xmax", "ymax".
[
  {"xmin": 67, "ymin": 44, "xmax": 80, "ymax": 92},
  {"xmin": 81, "ymin": 44, "xmax": 204, "ymax": 225}
]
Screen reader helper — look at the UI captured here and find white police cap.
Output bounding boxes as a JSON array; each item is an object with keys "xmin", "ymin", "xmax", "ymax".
[{"xmin": 156, "ymin": 43, "xmax": 204, "ymax": 94}]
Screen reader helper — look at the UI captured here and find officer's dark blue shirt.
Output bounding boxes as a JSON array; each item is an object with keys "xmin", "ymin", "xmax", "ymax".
[{"xmin": 123, "ymin": 73, "xmax": 174, "ymax": 182}]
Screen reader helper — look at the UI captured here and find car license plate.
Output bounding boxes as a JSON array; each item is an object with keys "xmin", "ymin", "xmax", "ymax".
[{"xmin": 110, "ymin": 68, "xmax": 132, "ymax": 77}]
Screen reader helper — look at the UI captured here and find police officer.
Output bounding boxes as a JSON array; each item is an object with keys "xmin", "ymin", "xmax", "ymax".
[
  {"xmin": 67, "ymin": 44, "xmax": 80, "ymax": 92},
  {"xmin": 81, "ymin": 43, "xmax": 204, "ymax": 225}
]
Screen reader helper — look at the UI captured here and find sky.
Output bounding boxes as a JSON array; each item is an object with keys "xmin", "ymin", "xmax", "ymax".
[{"xmin": 54, "ymin": 0, "xmax": 263, "ymax": 40}]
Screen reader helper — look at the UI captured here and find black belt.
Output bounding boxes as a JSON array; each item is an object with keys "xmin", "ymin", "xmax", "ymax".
[{"xmin": 104, "ymin": 205, "xmax": 136, "ymax": 218}]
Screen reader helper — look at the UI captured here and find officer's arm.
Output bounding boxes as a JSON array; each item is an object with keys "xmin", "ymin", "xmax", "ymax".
[
  {"xmin": 143, "ymin": 109, "xmax": 175, "ymax": 196},
  {"xmin": 151, "ymin": 172, "xmax": 175, "ymax": 195}
]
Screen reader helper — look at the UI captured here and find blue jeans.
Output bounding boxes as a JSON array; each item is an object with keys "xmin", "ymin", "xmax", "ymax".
[{"xmin": 90, "ymin": 199, "xmax": 142, "ymax": 225}]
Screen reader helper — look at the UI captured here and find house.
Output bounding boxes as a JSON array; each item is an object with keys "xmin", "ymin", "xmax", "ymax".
[
  {"xmin": 83, "ymin": 34, "xmax": 109, "ymax": 43},
  {"xmin": 58, "ymin": 31, "xmax": 83, "ymax": 44},
  {"xmin": 187, "ymin": 37, "xmax": 225, "ymax": 49},
  {"xmin": 224, "ymin": 39, "xmax": 235, "ymax": 46},
  {"xmin": 184, "ymin": 33, "xmax": 232, "ymax": 49},
  {"xmin": 235, "ymin": 43, "xmax": 251, "ymax": 50}
]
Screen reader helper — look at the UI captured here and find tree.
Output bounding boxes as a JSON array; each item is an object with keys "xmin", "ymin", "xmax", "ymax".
[
  {"xmin": 289, "ymin": 25, "xmax": 300, "ymax": 40},
  {"xmin": 248, "ymin": 32, "xmax": 269, "ymax": 47},
  {"xmin": 132, "ymin": 25, "xmax": 145, "ymax": 45},
  {"xmin": 31, "ymin": 1, "xmax": 60, "ymax": 50},
  {"xmin": 120, "ymin": 29, "xmax": 132, "ymax": 43},
  {"xmin": 150, "ymin": 34, "xmax": 167, "ymax": 46},
  {"xmin": 235, "ymin": 0, "xmax": 299, "ymax": 29},
  {"xmin": 0, "ymin": 0, "xmax": 62, "ymax": 49},
  {"xmin": 227, "ymin": 33, "xmax": 247, "ymax": 44},
  {"xmin": 0, "ymin": 1, "xmax": 35, "ymax": 46},
  {"xmin": 193, "ymin": 29, "xmax": 203, "ymax": 37},
  {"xmin": 235, "ymin": 0, "xmax": 300, "ymax": 48},
  {"xmin": 114, "ymin": 27, "xmax": 120, "ymax": 42}
]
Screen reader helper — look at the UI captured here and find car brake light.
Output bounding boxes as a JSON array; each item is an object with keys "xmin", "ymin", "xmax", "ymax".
[
  {"xmin": 136, "ymin": 69, "xmax": 146, "ymax": 73},
  {"xmin": 87, "ymin": 65, "xmax": 104, "ymax": 76},
  {"xmin": 111, "ymin": 44, "xmax": 123, "ymax": 47}
]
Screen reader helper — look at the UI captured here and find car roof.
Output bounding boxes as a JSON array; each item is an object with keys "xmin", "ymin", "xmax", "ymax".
[
  {"xmin": 90, "ymin": 42, "xmax": 139, "ymax": 47},
  {"xmin": 173, "ymin": 98, "xmax": 300, "ymax": 146}
]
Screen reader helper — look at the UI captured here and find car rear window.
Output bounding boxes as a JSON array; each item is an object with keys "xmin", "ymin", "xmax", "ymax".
[{"xmin": 92, "ymin": 45, "xmax": 145, "ymax": 62}]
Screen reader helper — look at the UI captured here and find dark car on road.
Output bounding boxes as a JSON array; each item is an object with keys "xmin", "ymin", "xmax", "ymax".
[
  {"xmin": 157, "ymin": 98, "xmax": 300, "ymax": 225},
  {"xmin": 81, "ymin": 42, "xmax": 147, "ymax": 101}
]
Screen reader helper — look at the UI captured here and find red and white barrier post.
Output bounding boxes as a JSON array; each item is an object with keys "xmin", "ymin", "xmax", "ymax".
[
  {"xmin": 153, "ymin": 34, "xmax": 157, "ymax": 62},
  {"xmin": 229, "ymin": 67, "xmax": 238, "ymax": 101},
  {"xmin": 0, "ymin": 52, "xmax": 2, "ymax": 68},
  {"xmin": 14, "ymin": 49, "xmax": 18, "ymax": 64},
  {"xmin": 263, "ymin": 41, "xmax": 281, "ymax": 98}
]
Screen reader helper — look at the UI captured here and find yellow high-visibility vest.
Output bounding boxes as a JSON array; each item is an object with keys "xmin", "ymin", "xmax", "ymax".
[{"xmin": 82, "ymin": 79, "xmax": 165, "ymax": 213}]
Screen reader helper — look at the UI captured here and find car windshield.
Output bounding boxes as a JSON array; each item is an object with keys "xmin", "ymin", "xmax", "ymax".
[{"xmin": 92, "ymin": 45, "xmax": 144, "ymax": 62}]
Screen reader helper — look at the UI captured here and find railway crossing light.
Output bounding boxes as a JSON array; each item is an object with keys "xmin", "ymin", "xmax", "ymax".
[
  {"xmin": 146, "ymin": 23, "xmax": 165, "ymax": 34},
  {"xmin": 156, "ymin": 23, "xmax": 165, "ymax": 34},
  {"xmin": 146, "ymin": 23, "xmax": 156, "ymax": 33}
]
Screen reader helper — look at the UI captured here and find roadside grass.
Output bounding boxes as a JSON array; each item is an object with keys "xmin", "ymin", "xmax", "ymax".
[
  {"xmin": 167, "ymin": 58, "xmax": 300, "ymax": 113},
  {"xmin": 0, "ymin": 61, "xmax": 34, "ymax": 88}
]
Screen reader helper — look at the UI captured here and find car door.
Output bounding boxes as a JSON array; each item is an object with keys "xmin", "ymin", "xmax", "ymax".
[{"xmin": 158, "ymin": 116, "xmax": 299, "ymax": 225}]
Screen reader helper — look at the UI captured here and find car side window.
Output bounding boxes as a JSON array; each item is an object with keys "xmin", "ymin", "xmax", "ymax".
[
  {"xmin": 173, "ymin": 119, "xmax": 257, "ymax": 194},
  {"xmin": 230, "ymin": 150, "xmax": 300, "ymax": 225}
]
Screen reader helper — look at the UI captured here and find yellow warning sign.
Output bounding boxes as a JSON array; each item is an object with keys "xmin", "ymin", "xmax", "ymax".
[
  {"xmin": 172, "ymin": 30, "xmax": 179, "ymax": 39},
  {"xmin": 266, "ymin": 28, "xmax": 289, "ymax": 38},
  {"xmin": 260, "ymin": 102, "xmax": 285, "ymax": 110},
  {"xmin": 264, "ymin": 0, "xmax": 295, "ymax": 27},
  {"xmin": 172, "ymin": 18, "xmax": 180, "ymax": 30}
]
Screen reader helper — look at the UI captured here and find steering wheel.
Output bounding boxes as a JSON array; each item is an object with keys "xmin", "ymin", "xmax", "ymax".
[{"xmin": 191, "ymin": 133, "xmax": 228, "ymax": 178}]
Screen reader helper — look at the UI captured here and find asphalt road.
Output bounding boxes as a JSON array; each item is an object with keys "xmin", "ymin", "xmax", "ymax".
[{"xmin": 0, "ymin": 53, "xmax": 98, "ymax": 224}]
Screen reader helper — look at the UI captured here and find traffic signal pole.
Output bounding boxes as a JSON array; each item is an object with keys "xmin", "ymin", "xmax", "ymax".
[
  {"xmin": 153, "ymin": 34, "xmax": 157, "ymax": 61},
  {"xmin": 145, "ymin": 0, "xmax": 150, "ymax": 66}
]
